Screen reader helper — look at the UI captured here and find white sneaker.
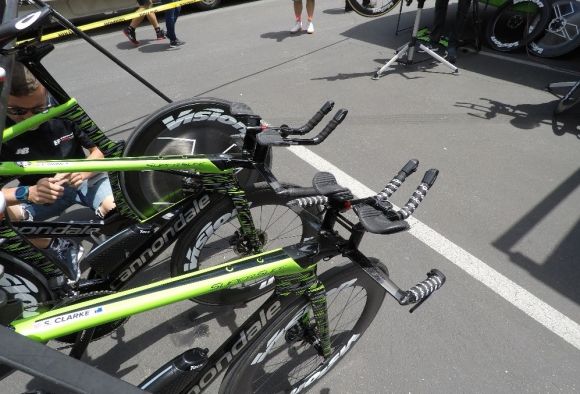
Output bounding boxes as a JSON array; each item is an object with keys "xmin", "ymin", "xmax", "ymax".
[
  {"xmin": 306, "ymin": 22, "xmax": 314, "ymax": 34},
  {"xmin": 290, "ymin": 21, "xmax": 302, "ymax": 34}
]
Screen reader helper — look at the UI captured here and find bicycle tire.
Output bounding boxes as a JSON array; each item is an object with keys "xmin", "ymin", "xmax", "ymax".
[
  {"xmin": 528, "ymin": 0, "xmax": 580, "ymax": 57},
  {"xmin": 170, "ymin": 183, "xmax": 320, "ymax": 306},
  {"xmin": 486, "ymin": 0, "xmax": 551, "ymax": 52},
  {"xmin": 346, "ymin": 0, "xmax": 402, "ymax": 17},
  {"xmin": 218, "ymin": 261, "xmax": 386, "ymax": 393},
  {"xmin": 0, "ymin": 254, "xmax": 53, "ymax": 319},
  {"xmin": 120, "ymin": 97, "xmax": 271, "ymax": 220}
]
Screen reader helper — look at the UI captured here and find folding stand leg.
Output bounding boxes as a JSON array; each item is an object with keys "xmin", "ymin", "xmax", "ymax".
[
  {"xmin": 374, "ymin": 43, "xmax": 410, "ymax": 78},
  {"xmin": 548, "ymin": 81, "xmax": 579, "ymax": 91},
  {"xmin": 373, "ymin": 1, "xmax": 459, "ymax": 79},
  {"xmin": 395, "ymin": 0, "xmax": 408, "ymax": 35},
  {"xmin": 548, "ymin": 80, "xmax": 580, "ymax": 115}
]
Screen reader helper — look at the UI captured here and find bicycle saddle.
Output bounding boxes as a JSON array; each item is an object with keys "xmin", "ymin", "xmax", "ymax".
[
  {"xmin": 0, "ymin": 8, "xmax": 51, "ymax": 48},
  {"xmin": 353, "ymin": 203, "xmax": 410, "ymax": 234}
]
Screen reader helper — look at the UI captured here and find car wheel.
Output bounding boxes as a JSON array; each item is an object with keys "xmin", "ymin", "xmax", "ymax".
[{"xmin": 195, "ymin": 0, "xmax": 222, "ymax": 11}]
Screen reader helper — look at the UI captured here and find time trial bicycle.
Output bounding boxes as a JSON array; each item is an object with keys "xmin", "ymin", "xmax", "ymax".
[
  {"xmin": 1, "ymin": 159, "xmax": 447, "ymax": 393},
  {"xmin": 0, "ymin": 3, "xmax": 342, "ymax": 342}
]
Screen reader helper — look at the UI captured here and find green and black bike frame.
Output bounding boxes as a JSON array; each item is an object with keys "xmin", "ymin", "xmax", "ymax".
[
  {"xmin": 1, "ymin": 13, "xmax": 342, "ymax": 312},
  {"xmin": 7, "ymin": 193, "xmax": 377, "ymax": 390},
  {"xmin": 0, "ymin": 34, "xmax": 277, "ymax": 287}
]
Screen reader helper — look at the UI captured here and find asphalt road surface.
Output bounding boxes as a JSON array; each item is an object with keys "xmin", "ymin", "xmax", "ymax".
[{"xmin": 3, "ymin": 0, "xmax": 580, "ymax": 392}]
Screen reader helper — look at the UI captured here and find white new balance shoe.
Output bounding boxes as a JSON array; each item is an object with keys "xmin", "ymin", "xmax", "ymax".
[
  {"xmin": 306, "ymin": 22, "xmax": 314, "ymax": 34},
  {"xmin": 290, "ymin": 21, "xmax": 302, "ymax": 34}
]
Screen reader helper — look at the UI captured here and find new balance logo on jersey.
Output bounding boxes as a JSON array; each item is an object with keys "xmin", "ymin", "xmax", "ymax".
[
  {"xmin": 53, "ymin": 133, "xmax": 74, "ymax": 146},
  {"xmin": 15, "ymin": 147, "xmax": 30, "ymax": 155}
]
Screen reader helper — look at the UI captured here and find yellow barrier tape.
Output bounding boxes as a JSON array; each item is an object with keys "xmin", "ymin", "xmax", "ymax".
[{"xmin": 18, "ymin": 0, "xmax": 200, "ymax": 43}]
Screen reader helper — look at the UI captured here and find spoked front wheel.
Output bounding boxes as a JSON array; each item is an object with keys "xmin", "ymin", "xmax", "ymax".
[
  {"xmin": 170, "ymin": 184, "xmax": 320, "ymax": 306},
  {"xmin": 346, "ymin": 0, "xmax": 402, "ymax": 17},
  {"xmin": 219, "ymin": 261, "xmax": 387, "ymax": 393},
  {"xmin": 486, "ymin": 0, "xmax": 551, "ymax": 52}
]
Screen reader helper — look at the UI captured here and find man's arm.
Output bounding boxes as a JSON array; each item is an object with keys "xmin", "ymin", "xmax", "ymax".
[
  {"xmin": 55, "ymin": 146, "xmax": 105, "ymax": 189},
  {"xmin": 2, "ymin": 178, "xmax": 67, "ymax": 206}
]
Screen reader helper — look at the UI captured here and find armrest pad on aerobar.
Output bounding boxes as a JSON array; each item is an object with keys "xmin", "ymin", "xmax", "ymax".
[
  {"xmin": 312, "ymin": 172, "xmax": 352, "ymax": 199},
  {"xmin": 256, "ymin": 130, "xmax": 286, "ymax": 146},
  {"xmin": 353, "ymin": 203, "xmax": 410, "ymax": 234}
]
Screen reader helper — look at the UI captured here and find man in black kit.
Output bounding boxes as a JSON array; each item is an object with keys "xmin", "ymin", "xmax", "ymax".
[
  {"xmin": 1, "ymin": 63, "xmax": 116, "ymax": 279},
  {"xmin": 425, "ymin": 0, "xmax": 473, "ymax": 62}
]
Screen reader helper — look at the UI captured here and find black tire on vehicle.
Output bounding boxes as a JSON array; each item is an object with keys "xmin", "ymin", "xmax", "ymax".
[
  {"xmin": 219, "ymin": 261, "xmax": 387, "ymax": 393},
  {"xmin": 170, "ymin": 184, "xmax": 320, "ymax": 305},
  {"xmin": 528, "ymin": 0, "xmax": 580, "ymax": 57},
  {"xmin": 346, "ymin": 0, "xmax": 402, "ymax": 17},
  {"xmin": 195, "ymin": 0, "xmax": 222, "ymax": 11},
  {"xmin": 121, "ymin": 97, "xmax": 271, "ymax": 220},
  {"xmin": 486, "ymin": 0, "xmax": 551, "ymax": 52}
]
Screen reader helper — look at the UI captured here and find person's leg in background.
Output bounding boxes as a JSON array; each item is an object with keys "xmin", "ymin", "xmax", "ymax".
[
  {"xmin": 428, "ymin": 0, "xmax": 450, "ymax": 50},
  {"xmin": 305, "ymin": 0, "xmax": 315, "ymax": 33},
  {"xmin": 162, "ymin": 0, "xmax": 185, "ymax": 47},
  {"xmin": 124, "ymin": 0, "xmax": 165, "ymax": 45},
  {"xmin": 447, "ymin": 0, "xmax": 473, "ymax": 62},
  {"xmin": 291, "ymin": 0, "xmax": 304, "ymax": 33}
]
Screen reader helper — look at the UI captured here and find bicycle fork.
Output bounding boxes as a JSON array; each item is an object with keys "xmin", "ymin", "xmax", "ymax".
[
  {"xmin": 304, "ymin": 282, "xmax": 332, "ymax": 358},
  {"xmin": 276, "ymin": 270, "xmax": 332, "ymax": 359}
]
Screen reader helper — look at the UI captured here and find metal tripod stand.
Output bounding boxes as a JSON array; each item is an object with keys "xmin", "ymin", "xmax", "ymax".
[{"xmin": 373, "ymin": 0, "xmax": 459, "ymax": 79}]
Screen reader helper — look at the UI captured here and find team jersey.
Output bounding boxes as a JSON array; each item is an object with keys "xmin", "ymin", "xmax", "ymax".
[{"xmin": 2, "ymin": 118, "xmax": 96, "ymax": 186}]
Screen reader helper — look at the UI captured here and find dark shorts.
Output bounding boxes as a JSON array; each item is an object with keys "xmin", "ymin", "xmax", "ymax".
[{"xmin": 137, "ymin": 0, "xmax": 152, "ymax": 6}]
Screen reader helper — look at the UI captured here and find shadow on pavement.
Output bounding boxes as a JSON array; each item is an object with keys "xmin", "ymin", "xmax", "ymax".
[
  {"xmin": 455, "ymin": 98, "xmax": 580, "ymax": 137},
  {"xmin": 492, "ymin": 168, "xmax": 580, "ymax": 305},
  {"xmin": 81, "ymin": 303, "xmax": 240, "ymax": 377}
]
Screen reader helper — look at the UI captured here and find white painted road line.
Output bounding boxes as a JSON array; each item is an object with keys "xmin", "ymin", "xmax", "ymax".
[
  {"xmin": 288, "ymin": 145, "xmax": 580, "ymax": 351},
  {"xmin": 478, "ymin": 50, "xmax": 580, "ymax": 78}
]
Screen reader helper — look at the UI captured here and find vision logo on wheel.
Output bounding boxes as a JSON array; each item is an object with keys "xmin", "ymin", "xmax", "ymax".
[{"xmin": 162, "ymin": 108, "xmax": 247, "ymax": 133}]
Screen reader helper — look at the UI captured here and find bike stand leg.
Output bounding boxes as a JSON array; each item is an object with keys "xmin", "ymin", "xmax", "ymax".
[
  {"xmin": 373, "ymin": 43, "xmax": 410, "ymax": 79},
  {"xmin": 372, "ymin": 0, "xmax": 459, "ymax": 80},
  {"xmin": 548, "ymin": 81, "xmax": 577, "ymax": 92},
  {"xmin": 417, "ymin": 43, "xmax": 459, "ymax": 73}
]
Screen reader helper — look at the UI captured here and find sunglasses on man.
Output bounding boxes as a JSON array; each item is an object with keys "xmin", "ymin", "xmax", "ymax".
[{"xmin": 6, "ymin": 104, "xmax": 51, "ymax": 116}]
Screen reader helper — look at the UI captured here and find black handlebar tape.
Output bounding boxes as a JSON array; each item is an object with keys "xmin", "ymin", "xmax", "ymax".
[
  {"xmin": 422, "ymin": 168, "xmax": 439, "ymax": 187},
  {"xmin": 287, "ymin": 195, "xmax": 329, "ymax": 209},
  {"xmin": 308, "ymin": 109, "xmax": 348, "ymax": 145},
  {"xmin": 284, "ymin": 101, "xmax": 335, "ymax": 136},
  {"xmin": 376, "ymin": 159, "xmax": 419, "ymax": 200},
  {"xmin": 406, "ymin": 269, "xmax": 446, "ymax": 303},
  {"xmin": 397, "ymin": 168, "xmax": 439, "ymax": 219}
]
